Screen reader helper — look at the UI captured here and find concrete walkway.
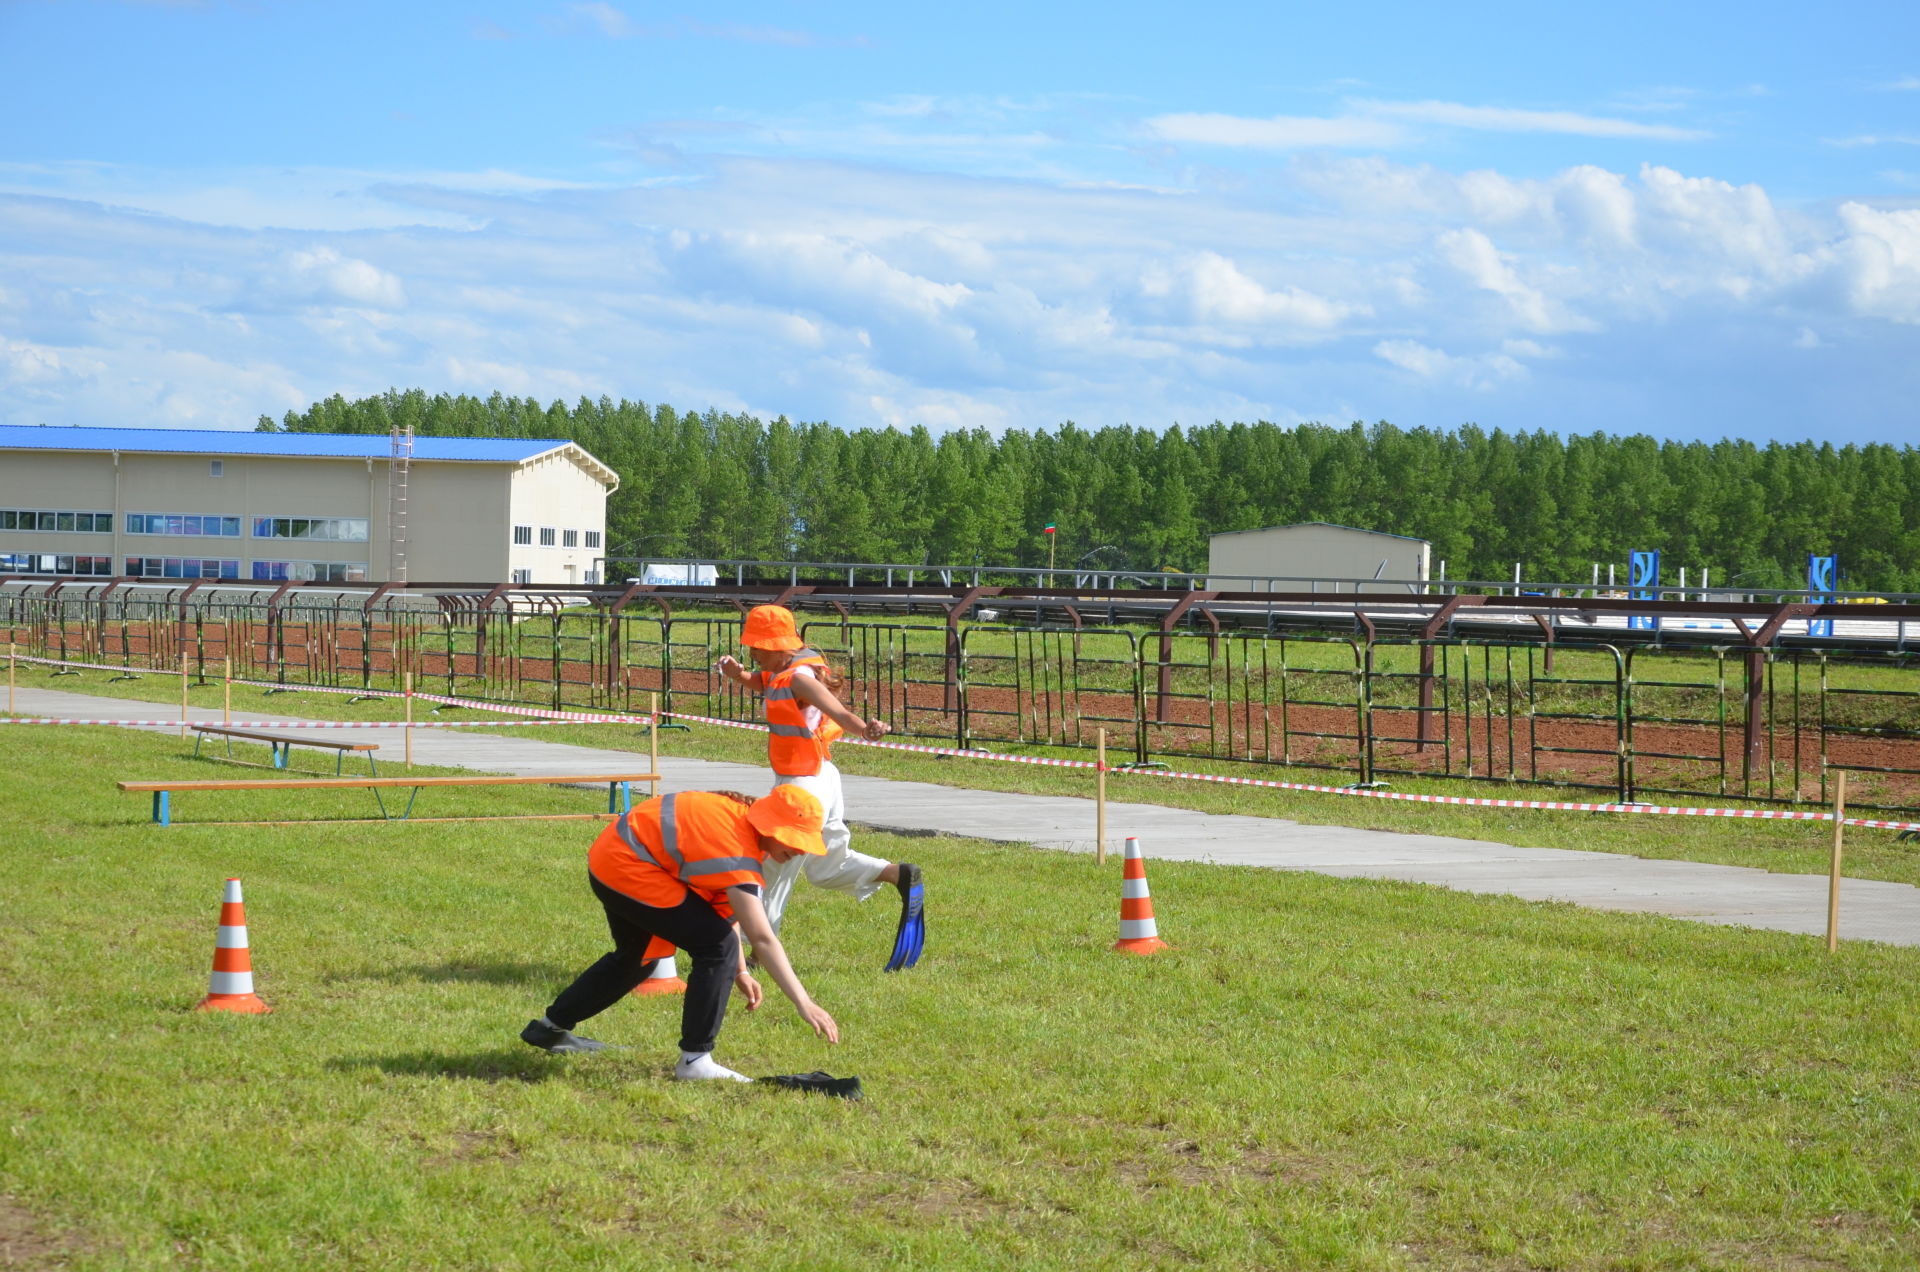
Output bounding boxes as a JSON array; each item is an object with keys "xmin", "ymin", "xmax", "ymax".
[{"xmin": 13, "ymin": 684, "xmax": 1920, "ymax": 947}]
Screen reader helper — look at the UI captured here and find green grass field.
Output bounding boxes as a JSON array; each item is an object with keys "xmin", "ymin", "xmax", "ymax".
[{"xmin": 3, "ymin": 724, "xmax": 1920, "ymax": 1269}]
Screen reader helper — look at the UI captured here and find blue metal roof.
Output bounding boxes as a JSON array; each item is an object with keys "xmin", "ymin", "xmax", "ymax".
[{"xmin": 0, "ymin": 425, "xmax": 575, "ymax": 464}]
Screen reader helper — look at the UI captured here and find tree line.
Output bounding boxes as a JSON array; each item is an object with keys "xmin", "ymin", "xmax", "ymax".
[{"xmin": 259, "ymin": 391, "xmax": 1919, "ymax": 591}]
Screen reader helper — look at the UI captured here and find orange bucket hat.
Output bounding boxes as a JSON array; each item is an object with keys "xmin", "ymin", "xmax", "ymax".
[
  {"xmin": 740, "ymin": 604, "xmax": 804, "ymax": 651},
  {"xmin": 746, "ymin": 785, "xmax": 827, "ymax": 855}
]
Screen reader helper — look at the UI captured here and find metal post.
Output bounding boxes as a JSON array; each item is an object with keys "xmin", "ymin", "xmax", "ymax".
[
  {"xmin": 1096, "ymin": 727, "xmax": 1107, "ymax": 867},
  {"xmin": 1826, "ymin": 769, "xmax": 1846, "ymax": 953},
  {"xmin": 404, "ymin": 671, "xmax": 414, "ymax": 770}
]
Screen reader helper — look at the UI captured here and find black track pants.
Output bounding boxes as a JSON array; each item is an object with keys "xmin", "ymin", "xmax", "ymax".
[{"xmin": 544, "ymin": 874, "xmax": 740, "ymax": 1055}]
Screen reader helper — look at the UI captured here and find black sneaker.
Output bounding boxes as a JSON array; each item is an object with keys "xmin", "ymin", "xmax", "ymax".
[{"xmin": 520, "ymin": 1018, "xmax": 613, "ymax": 1054}]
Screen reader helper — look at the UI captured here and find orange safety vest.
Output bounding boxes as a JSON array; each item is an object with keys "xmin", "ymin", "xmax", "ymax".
[
  {"xmin": 587, "ymin": 791, "xmax": 767, "ymax": 920},
  {"xmin": 756, "ymin": 648, "xmax": 844, "ymax": 777}
]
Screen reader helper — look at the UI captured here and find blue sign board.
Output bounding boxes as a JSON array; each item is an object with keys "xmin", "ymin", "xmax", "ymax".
[
  {"xmin": 1808, "ymin": 554, "xmax": 1837, "ymax": 639},
  {"xmin": 1628, "ymin": 550, "xmax": 1660, "ymax": 632}
]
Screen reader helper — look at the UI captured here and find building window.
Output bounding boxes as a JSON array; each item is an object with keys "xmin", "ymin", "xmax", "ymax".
[
  {"xmin": 210, "ymin": 460, "xmax": 224, "ymax": 477},
  {"xmin": 249, "ymin": 517, "xmax": 368, "ymax": 542},
  {"xmin": 583, "ymin": 569, "xmax": 599, "ymax": 585},
  {"xmin": 538, "ymin": 527, "xmax": 556, "ymax": 547},
  {"xmin": 128, "ymin": 513, "xmax": 243, "ymax": 538},
  {"xmin": 0, "ymin": 552, "xmax": 113, "ymax": 576},
  {"xmin": 584, "ymin": 530, "xmax": 601, "ymax": 549},
  {"xmin": 512, "ymin": 525, "xmax": 533, "ymax": 546},
  {"xmin": 249, "ymin": 560, "xmax": 369, "ymax": 583},
  {"xmin": 123, "ymin": 557, "xmax": 241, "ymax": 580},
  {"xmin": 2, "ymin": 509, "xmax": 113, "ymax": 533},
  {"xmin": 510, "ymin": 569, "xmax": 532, "ymax": 584},
  {"xmin": 562, "ymin": 529, "xmax": 579, "ymax": 548}
]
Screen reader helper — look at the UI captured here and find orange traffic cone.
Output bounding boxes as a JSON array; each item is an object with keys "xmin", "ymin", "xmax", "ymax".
[
  {"xmin": 1113, "ymin": 837, "xmax": 1170, "ymax": 955},
  {"xmin": 632, "ymin": 934, "xmax": 686, "ymax": 996},
  {"xmin": 196, "ymin": 877, "xmax": 270, "ymax": 1013}
]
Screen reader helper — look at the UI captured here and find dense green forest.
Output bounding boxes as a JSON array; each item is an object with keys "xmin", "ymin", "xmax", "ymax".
[{"xmin": 260, "ymin": 390, "xmax": 1919, "ymax": 590}]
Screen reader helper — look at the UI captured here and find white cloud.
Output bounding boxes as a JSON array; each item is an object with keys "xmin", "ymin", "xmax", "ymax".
[
  {"xmin": 1825, "ymin": 134, "xmax": 1920, "ymax": 148},
  {"xmin": 567, "ymin": 3, "xmax": 639, "ymax": 38},
  {"xmin": 281, "ymin": 247, "xmax": 406, "ymax": 309},
  {"xmin": 1834, "ymin": 202, "xmax": 1920, "ymax": 323},
  {"xmin": 1372, "ymin": 339, "xmax": 1528, "ymax": 390},
  {"xmin": 1179, "ymin": 253, "xmax": 1358, "ymax": 329},
  {"xmin": 3, "ymin": 146, "xmax": 1919, "ymax": 440},
  {"xmin": 1435, "ymin": 228, "xmax": 1556, "ymax": 330},
  {"xmin": 1356, "ymin": 99, "xmax": 1710, "ymax": 141},
  {"xmin": 1880, "ymin": 76, "xmax": 1920, "ymax": 91},
  {"xmin": 1142, "ymin": 113, "xmax": 1404, "ymax": 149}
]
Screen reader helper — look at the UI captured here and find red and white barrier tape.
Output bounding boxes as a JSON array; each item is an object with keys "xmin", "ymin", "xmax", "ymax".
[
  {"xmin": 0, "ymin": 716, "xmax": 654, "ymax": 730},
  {"xmin": 654, "ymin": 706, "xmax": 1920, "ymax": 833},
  {"xmin": 15, "ymin": 654, "xmax": 1920, "ymax": 832}
]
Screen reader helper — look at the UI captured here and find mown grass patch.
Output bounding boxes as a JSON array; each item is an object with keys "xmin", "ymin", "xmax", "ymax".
[{"xmin": 2, "ymin": 725, "xmax": 1919, "ymax": 1268}]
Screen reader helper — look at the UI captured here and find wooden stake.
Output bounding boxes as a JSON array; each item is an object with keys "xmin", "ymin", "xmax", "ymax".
[
  {"xmin": 649, "ymin": 691, "xmax": 661, "ymax": 799},
  {"xmin": 404, "ymin": 672, "xmax": 414, "ymax": 771},
  {"xmin": 179, "ymin": 653, "xmax": 189, "ymax": 738},
  {"xmin": 1826, "ymin": 769, "xmax": 1847, "ymax": 953},
  {"xmin": 223, "ymin": 658, "xmax": 232, "ymax": 725},
  {"xmin": 1096, "ymin": 727, "xmax": 1108, "ymax": 867}
]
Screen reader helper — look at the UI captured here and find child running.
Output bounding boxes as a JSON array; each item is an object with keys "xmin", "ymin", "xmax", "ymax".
[{"xmin": 716, "ymin": 604, "xmax": 926, "ymax": 971}]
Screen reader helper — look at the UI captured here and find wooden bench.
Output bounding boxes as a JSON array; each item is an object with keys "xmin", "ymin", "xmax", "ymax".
[
  {"xmin": 118, "ymin": 771, "xmax": 662, "ymax": 827},
  {"xmin": 191, "ymin": 724, "xmax": 380, "ymax": 775}
]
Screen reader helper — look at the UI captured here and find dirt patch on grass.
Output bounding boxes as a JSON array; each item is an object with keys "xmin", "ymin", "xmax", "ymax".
[
  {"xmin": 422, "ymin": 1129, "xmax": 521, "ymax": 1169},
  {"xmin": 0, "ymin": 1195, "xmax": 87, "ymax": 1269},
  {"xmin": 1111, "ymin": 1139, "xmax": 1331, "ymax": 1191}
]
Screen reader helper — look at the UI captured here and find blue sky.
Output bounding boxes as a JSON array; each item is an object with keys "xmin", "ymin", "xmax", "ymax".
[{"xmin": 1, "ymin": 1, "xmax": 1916, "ymax": 442}]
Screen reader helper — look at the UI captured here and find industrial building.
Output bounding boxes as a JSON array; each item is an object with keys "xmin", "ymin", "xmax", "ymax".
[
  {"xmin": 0, "ymin": 426, "xmax": 617, "ymax": 585},
  {"xmin": 1208, "ymin": 522, "xmax": 1431, "ymax": 593}
]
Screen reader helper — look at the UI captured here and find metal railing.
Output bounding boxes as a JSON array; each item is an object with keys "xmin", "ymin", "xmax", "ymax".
[{"xmin": 8, "ymin": 575, "xmax": 1920, "ymax": 812}]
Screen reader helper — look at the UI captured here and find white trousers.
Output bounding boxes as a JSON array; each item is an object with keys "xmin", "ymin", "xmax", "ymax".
[{"xmin": 761, "ymin": 760, "xmax": 890, "ymax": 933}]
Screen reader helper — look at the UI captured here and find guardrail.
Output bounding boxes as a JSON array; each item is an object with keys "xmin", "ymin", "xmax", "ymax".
[{"xmin": 7, "ymin": 575, "xmax": 1920, "ymax": 813}]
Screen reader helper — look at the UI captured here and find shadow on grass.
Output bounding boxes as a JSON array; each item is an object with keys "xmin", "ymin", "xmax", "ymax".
[
  {"xmin": 328, "ymin": 1048, "xmax": 570, "ymax": 1084},
  {"xmin": 330, "ymin": 958, "xmax": 571, "ymax": 986}
]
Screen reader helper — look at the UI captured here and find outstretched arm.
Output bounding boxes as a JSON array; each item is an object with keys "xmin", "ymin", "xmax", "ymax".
[
  {"xmin": 790, "ymin": 670, "xmax": 890, "ymax": 741},
  {"xmin": 727, "ymin": 886, "xmax": 838, "ymax": 1042}
]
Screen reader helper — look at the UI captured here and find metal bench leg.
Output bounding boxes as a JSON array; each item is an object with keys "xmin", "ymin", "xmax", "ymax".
[
  {"xmin": 336, "ymin": 750, "xmax": 344, "ymax": 776},
  {"xmin": 372, "ymin": 786, "xmax": 389, "ymax": 820},
  {"xmin": 151, "ymin": 790, "xmax": 170, "ymax": 827},
  {"xmin": 367, "ymin": 754, "xmax": 379, "ymax": 776},
  {"xmin": 193, "ymin": 734, "xmax": 204, "ymax": 760}
]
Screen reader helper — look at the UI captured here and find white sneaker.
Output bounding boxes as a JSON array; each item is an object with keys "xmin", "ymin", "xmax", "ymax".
[{"xmin": 674, "ymin": 1052, "xmax": 752, "ymax": 1082}]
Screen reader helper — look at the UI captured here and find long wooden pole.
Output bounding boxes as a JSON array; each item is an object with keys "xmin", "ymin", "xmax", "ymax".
[
  {"xmin": 404, "ymin": 672, "xmax": 414, "ymax": 771},
  {"xmin": 179, "ymin": 653, "xmax": 189, "ymax": 738},
  {"xmin": 1096, "ymin": 727, "xmax": 1108, "ymax": 867},
  {"xmin": 1826, "ymin": 769, "xmax": 1847, "ymax": 953},
  {"xmin": 649, "ymin": 691, "xmax": 660, "ymax": 799}
]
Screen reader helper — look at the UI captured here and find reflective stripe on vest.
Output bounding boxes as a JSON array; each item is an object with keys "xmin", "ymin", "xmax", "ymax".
[
  {"xmin": 603, "ymin": 793, "xmax": 762, "ymax": 897},
  {"xmin": 618, "ymin": 793, "xmax": 685, "ymax": 873},
  {"xmin": 763, "ymin": 649, "xmax": 842, "ymax": 776}
]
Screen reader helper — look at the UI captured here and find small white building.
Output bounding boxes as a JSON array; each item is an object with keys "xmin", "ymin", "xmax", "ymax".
[
  {"xmin": 1208, "ymin": 522, "xmax": 1431, "ymax": 593},
  {"xmin": 0, "ymin": 426, "xmax": 618, "ymax": 585}
]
